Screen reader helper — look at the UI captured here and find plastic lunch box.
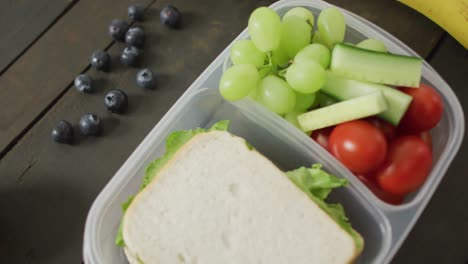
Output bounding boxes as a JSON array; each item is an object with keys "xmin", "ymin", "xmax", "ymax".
[{"xmin": 83, "ymin": 0, "xmax": 465, "ymax": 263}]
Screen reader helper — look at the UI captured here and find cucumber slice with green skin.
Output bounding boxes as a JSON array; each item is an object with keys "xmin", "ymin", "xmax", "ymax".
[
  {"xmin": 356, "ymin": 38, "xmax": 387, "ymax": 53},
  {"xmin": 298, "ymin": 92, "xmax": 388, "ymax": 132},
  {"xmin": 330, "ymin": 43, "xmax": 422, "ymax": 87},
  {"xmin": 321, "ymin": 72, "xmax": 412, "ymax": 125}
]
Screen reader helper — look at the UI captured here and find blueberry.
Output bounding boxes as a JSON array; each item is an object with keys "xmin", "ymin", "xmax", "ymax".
[
  {"xmin": 160, "ymin": 5, "xmax": 181, "ymax": 28},
  {"xmin": 109, "ymin": 19, "xmax": 129, "ymax": 41},
  {"xmin": 51, "ymin": 120, "xmax": 74, "ymax": 144},
  {"xmin": 128, "ymin": 4, "xmax": 145, "ymax": 21},
  {"xmin": 79, "ymin": 114, "xmax": 102, "ymax": 136},
  {"xmin": 105, "ymin": 89, "xmax": 128, "ymax": 113},
  {"xmin": 90, "ymin": 50, "xmax": 111, "ymax": 71},
  {"xmin": 120, "ymin": 46, "xmax": 141, "ymax": 66},
  {"xmin": 74, "ymin": 74, "xmax": 93, "ymax": 93},
  {"xmin": 136, "ymin": 68, "xmax": 155, "ymax": 89},
  {"xmin": 125, "ymin": 26, "xmax": 145, "ymax": 47}
]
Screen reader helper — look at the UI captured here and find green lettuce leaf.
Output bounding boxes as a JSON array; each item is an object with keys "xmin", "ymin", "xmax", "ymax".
[
  {"xmin": 286, "ymin": 164, "xmax": 364, "ymax": 251},
  {"xmin": 116, "ymin": 120, "xmax": 230, "ymax": 246},
  {"xmin": 115, "ymin": 196, "xmax": 135, "ymax": 247}
]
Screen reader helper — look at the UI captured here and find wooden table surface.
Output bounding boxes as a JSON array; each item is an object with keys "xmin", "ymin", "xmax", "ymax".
[{"xmin": 0, "ymin": 0, "xmax": 466, "ymax": 263}]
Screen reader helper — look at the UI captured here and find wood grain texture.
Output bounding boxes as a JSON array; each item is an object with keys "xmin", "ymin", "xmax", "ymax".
[
  {"xmin": 0, "ymin": 0, "xmax": 464, "ymax": 263},
  {"xmin": 393, "ymin": 35, "xmax": 468, "ymax": 264},
  {"xmin": 0, "ymin": 0, "xmax": 152, "ymax": 157},
  {"xmin": 0, "ymin": 0, "xmax": 445, "ymax": 159},
  {"xmin": 0, "ymin": 0, "xmax": 74, "ymax": 73},
  {"xmin": 0, "ymin": 0, "xmax": 275, "ymax": 262},
  {"xmin": 328, "ymin": 0, "xmax": 444, "ymax": 58}
]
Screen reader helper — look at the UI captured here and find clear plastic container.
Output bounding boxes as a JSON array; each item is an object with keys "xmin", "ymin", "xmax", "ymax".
[{"xmin": 83, "ymin": 0, "xmax": 464, "ymax": 263}]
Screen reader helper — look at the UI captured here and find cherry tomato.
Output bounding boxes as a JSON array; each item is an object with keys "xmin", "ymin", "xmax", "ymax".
[
  {"xmin": 329, "ymin": 120, "xmax": 387, "ymax": 174},
  {"xmin": 356, "ymin": 174, "xmax": 404, "ymax": 205},
  {"xmin": 367, "ymin": 117, "xmax": 397, "ymax": 141},
  {"xmin": 419, "ymin": 131, "xmax": 432, "ymax": 150},
  {"xmin": 376, "ymin": 136, "xmax": 432, "ymax": 196},
  {"xmin": 398, "ymin": 83, "xmax": 443, "ymax": 133},
  {"xmin": 397, "ymin": 130, "xmax": 433, "ymax": 151},
  {"xmin": 310, "ymin": 126, "xmax": 334, "ymax": 151}
]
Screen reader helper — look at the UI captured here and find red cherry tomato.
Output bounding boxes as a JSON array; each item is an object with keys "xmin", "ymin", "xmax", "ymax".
[
  {"xmin": 356, "ymin": 174, "xmax": 404, "ymax": 205},
  {"xmin": 329, "ymin": 120, "xmax": 387, "ymax": 174},
  {"xmin": 398, "ymin": 83, "xmax": 443, "ymax": 133},
  {"xmin": 310, "ymin": 126, "xmax": 334, "ymax": 151},
  {"xmin": 397, "ymin": 130, "xmax": 433, "ymax": 151},
  {"xmin": 419, "ymin": 131, "xmax": 432, "ymax": 150},
  {"xmin": 367, "ymin": 117, "xmax": 397, "ymax": 142},
  {"xmin": 376, "ymin": 136, "xmax": 432, "ymax": 196}
]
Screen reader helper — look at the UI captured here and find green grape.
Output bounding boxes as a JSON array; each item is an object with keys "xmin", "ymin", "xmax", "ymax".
[
  {"xmin": 308, "ymin": 95, "xmax": 320, "ymax": 109},
  {"xmin": 283, "ymin": 7, "xmax": 314, "ymax": 27},
  {"xmin": 280, "ymin": 16, "xmax": 312, "ymax": 59},
  {"xmin": 316, "ymin": 92, "xmax": 337, "ymax": 107},
  {"xmin": 284, "ymin": 111, "xmax": 302, "ymax": 128},
  {"xmin": 312, "ymin": 30, "xmax": 329, "ymax": 47},
  {"xmin": 294, "ymin": 43, "xmax": 331, "ymax": 68},
  {"xmin": 284, "ymin": 111, "xmax": 312, "ymax": 135},
  {"xmin": 317, "ymin": 7, "xmax": 346, "ymax": 47},
  {"xmin": 271, "ymin": 47, "xmax": 290, "ymax": 67},
  {"xmin": 248, "ymin": 7, "xmax": 282, "ymax": 52},
  {"xmin": 286, "ymin": 61, "xmax": 326, "ymax": 94},
  {"xmin": 257, "ymin": 75, "xmax": 296, "ymax": 114},
  {"xmin": 219, "ymin": 64, "xmax": 260, "ymax": 101},
  {"xmin": 230, "ymin": 40, "xmax": 266, "ymax": 67},
  {"xmin": 356, "ymin": 39, "xmax": 388, "ymax": 52},
  {"xmin": 294, "ymin": 91, "xmax": 317, "ymax": 112},
  {"xmin": 248, "ymin": 86, "xmax": 259, "ymax": 100}
]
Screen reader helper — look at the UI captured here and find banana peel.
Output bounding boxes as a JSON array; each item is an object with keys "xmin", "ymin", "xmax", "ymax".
[{"xmin": 399, "ymin": 0, "xmax": 468, "ymax": 49}]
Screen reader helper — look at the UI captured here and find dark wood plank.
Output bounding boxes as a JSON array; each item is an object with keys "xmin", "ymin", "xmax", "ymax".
[
  {"xmin": 329, "ymin": 0, "xmax": 444, "ymax": 58},
  {"xmin": 0, "ymin": 0, "xmax": 462, "ymax": 263},
  {"xmin": 393, "ymin": 35, "xmax": 468, "ymax": 263},
  {"xmin": 0, "ymin": 0, "xmax": 153, "ymax": 157},
  {"xmin": 0, "ymin": 0, "xmax": 74, "ymax": 73},
  {"xmin": 0, "ymin": 0, "xmax": 275, "ymax": 262},
  {"xmin": 0, "ymin": 0, "xmax": 444, "ymax": 159}
]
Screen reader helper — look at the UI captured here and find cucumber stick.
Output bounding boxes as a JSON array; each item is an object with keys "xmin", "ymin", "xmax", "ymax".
[
  {"xmin": 298, "ymin": 92, "xmax": 388, "ymax": 132},
  {"xmin": 321, "ymin": 72, "xmax": 412, "ymax": 125},
  {"xmin": 331, "ymin": 43, "xmax": 422, "ymax": 87}
]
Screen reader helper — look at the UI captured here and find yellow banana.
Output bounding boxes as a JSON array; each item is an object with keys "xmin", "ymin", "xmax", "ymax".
[{"xmin": 398, "ymin": 0, "xmax": 468, "ymax": 49}]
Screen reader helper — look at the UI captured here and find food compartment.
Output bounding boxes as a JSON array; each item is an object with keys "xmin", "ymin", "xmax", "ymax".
[
  {"xmin": 85, "ymin": 88, "xmax": 391, "ymax": 264},
  {"xmin": 221, "ymin": 0, "xmax": 464, "ymax": 208}
]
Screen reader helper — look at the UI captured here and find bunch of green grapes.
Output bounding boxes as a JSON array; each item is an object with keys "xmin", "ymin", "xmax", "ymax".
[{"xmin": 219, "ymin": 6, "xmax": 386, "ymax": 130}]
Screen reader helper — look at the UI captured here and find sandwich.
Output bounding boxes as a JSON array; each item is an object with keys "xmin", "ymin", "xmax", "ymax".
[{"xmin": 115, "ymin": 120, "xmax": 364, "ymax": 264}]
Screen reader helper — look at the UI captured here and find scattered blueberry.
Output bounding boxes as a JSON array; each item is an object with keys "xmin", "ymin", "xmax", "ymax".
[
  {"xmin": 79, "ymin": 114, "xmax": 102, "ymax": 136},
  {"xmin": 51, "ymin": 120, "xmax": 74, "ymax": 144},
  {"xmin": 160, "ymin": 5, "xmax": 181, "ymax": 28},
  {"xmin": 128, "ymin": 4, "xmax": 145, "ymax": 21},
  {"xmin": 105, "ymin": 89, "xmax": 128, "ymax": 113},
  {"xmin": 90, "ymin": 50, "xmax": 111, "ymax": 71},
  {"xmin": 125, "ymin": 26, "xmax": 145, "ymax": 47},
  {"xmin": 109, "ymin": 19, "xmax": 129, "ymax": 41},
  {"xmin": 121, "ymin": 46, "xmax": 141, "ymax": 66},
  {"xmin": 136, "ymin": 68, "xmax": 155, "ymax": 89},
  {"xmin": 74, "ymin": 74, "xmax": 93, "ymax": 93}
]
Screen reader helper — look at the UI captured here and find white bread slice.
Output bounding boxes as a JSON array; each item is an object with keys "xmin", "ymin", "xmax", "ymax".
[{"xmin": 122, "ymin": 131, "xmax": 360, "ymax": 264}]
